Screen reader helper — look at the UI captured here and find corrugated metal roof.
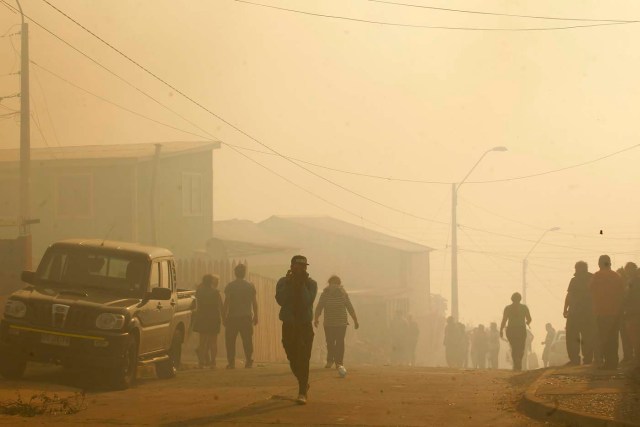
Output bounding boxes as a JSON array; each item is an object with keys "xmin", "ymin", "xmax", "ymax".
[
  {"xmin": 260, "ymin": 216, "xmax": 434, "ymax": 253},
  {"xmin": 0, "ymin": 140, "xmax": 220, "ymax": 162},
  {"xmin": 212, "ymin": 219, "xmax": 296, "ymax": 249}
]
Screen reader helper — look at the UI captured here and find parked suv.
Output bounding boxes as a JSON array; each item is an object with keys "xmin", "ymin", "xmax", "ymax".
[{"xmin": 0, "ymin": 239, "xmax": 196, "ymax": 389}]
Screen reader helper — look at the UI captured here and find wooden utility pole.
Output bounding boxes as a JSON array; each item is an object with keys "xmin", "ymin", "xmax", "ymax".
[{"xmin": 17, "ymin": 0, "xmax": 31, "ymax": 269}]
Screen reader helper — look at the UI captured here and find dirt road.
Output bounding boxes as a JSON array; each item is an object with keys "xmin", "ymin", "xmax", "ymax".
[{"xmin": 0, "ymin": 363, "xmax": 557, "ymax": 426}]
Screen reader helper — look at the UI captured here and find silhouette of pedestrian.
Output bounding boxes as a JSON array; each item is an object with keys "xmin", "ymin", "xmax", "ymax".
[
  {"xmin": 563, "ymin": 261, "xmax": 595, "ymax": 365},
  {"xmin": 276, "ymin": 255, "xmax": 318, "ymax": 405},
  {"xmin": 591, "ymin": 255, "xmax": 624, "ymax": 370},
  {"xmin": 193, "ymin": 274, "xmax": 223, "ymax": 368},
  {"xmin": 541, "ymin": 323, "xmax": 556, "ymax": 368},
  {"xmin": 500, "ymin": 292, "xmax": 532, "ymax": 371}
]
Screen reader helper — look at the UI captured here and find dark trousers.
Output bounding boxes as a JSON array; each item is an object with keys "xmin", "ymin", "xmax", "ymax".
[
  {"xmin": 507, "ymin": 327, "xmax": 526, "ymax": 371},
  {"xmin": 324, "ymin": 325, "xmax": 347, "ymax": 366},
  {"xmin": 225, "ymin": 316, "xmax": 253, "ymax": 365},
  {"xmin": 597, "ymin": 316, "xmax": 620, "ymax": 368},
  {"xmin": 566, "ymin": 315, "xmax": 595, "ymax": 364},
  {"xmin": 282, "ymin": 321, "xmax": 314, "ymax": 395}
]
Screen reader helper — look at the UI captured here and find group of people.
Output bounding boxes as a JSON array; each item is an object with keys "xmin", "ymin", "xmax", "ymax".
[
  {"xmin": 192, "ymin": 263, "xmax": 258, "ymax": 369},
  {"xmin": 390, "ymin": 311, "xmax": 420, "ymax": 366},
  {"xmin": 444, "ymin": 319, "xmax": 501, "ymax": 369},
  {"xmin": 193, "ymin": 255, "xmax": 360, "ymax": 405},
  {"xmin": 563, "ymin": 255, "xmax": 640, "ymax": 370},
  {"xmin": 454, "ymin": 253, "xmax": 640, "ymax": 373}
]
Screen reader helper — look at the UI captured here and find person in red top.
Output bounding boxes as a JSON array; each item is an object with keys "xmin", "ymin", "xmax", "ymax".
[{"xmin": 591, "ymin": 255, "xmax": 625, "ymax": 370}]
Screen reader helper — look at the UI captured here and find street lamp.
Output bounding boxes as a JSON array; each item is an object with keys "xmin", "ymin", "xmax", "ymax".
[
  {"xmin": 522, "ymin": 227, "xmax": 560, "ymax": 304},
  {"xmin": 451, "ymin": 146, "xmax": 507, "ymax": 321}
]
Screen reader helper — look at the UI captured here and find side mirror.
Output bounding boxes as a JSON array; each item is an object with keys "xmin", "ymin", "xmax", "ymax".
[
  {"xmin": 148, "ymin": 287, "xmax": 172, "ymax": 301},
  {"xmin": 21, "ymin": 271, "xmax": 36, "ymax": 285}
]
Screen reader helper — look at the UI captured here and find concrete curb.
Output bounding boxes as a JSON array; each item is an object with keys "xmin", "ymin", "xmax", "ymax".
[{"xmin": 521, "ymin": 369, "xmax": 639, "ymax": 427}]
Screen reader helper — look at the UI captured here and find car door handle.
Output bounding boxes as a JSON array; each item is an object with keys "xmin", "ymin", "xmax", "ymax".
[{"xmin": 170, "ymin": 300, "xmax": 176, "ymax": 307}]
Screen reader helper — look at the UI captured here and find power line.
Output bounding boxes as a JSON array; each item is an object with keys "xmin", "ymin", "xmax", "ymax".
[
  {"xmin": 228, "ymin": 142, "xmax": 640, "ymax": 185},
  {"xmin": 15, "ymin": 7, "xmax": 432, "ymax": 245},
  {"xmin": 34, "ymin": 0, "xmax": 452, "ymax": 227},
  {"xmin": 235, "ymin": 0, "xmax": 636, "ymax": 31},
  {"xmin": 465, "ymin": 144, "xmax": 640, "ymax": 184},
  {"xmin": 367, "ymin": 0, "xmax": 634, "ymax": 23},
  {"xmin": 31, "ymin": 65, "xmax": 62, "ymax": 147},
  {"xmin": 459, "ymin": 196, "xmax": 640, "ymax": 241},
  {"xmin": 30, "ymin": 60, "xmax": 211, "ymax": 141}
]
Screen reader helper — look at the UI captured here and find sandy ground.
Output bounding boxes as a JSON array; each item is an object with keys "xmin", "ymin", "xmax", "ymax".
[{"xmin": 0, "ymin": 362, "xmax": 560, "ymax": 426}]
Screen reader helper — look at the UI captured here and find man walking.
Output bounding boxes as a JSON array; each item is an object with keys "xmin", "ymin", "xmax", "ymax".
[
  {"xmin": 276, "ymin": 255, "xmax": 318, "ymax": 405},
  {"xmin": 488, "ymin": 322, "xmax": 500, "ymax": 369},
  {"xmin": 591, "ymin": 255, "xmax": 625, "ymax": 370},
  {"xmin": 500, "ymin": 292, "xmax": 532, "ymax": 371},
  {"xmin": 563, "ymin": 261, "xmax": 595, "ymax": 365},
  {"xmin": 223, "ymin": 263, "xmax": 258, "ymax": 369}
]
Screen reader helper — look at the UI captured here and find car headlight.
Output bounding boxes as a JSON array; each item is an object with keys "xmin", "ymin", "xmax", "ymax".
[
  {"xmin": 96, "ymin": 313, "xmax": 125, "ymax": 330},
  {"xmin": 4, "ymin": 300, "xmax": 27, "ymax": 318}
]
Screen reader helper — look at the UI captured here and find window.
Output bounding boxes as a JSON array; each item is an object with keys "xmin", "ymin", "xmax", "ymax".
[
  {"xmin": 150, "ymin": 262, "xmax": 160, "ymax": 289},
  {"xmin": 182, "ymin": 173, "xmax": 202, "ymax": 216},
  {"xmin": 36, "ymin": 248, "xmax": 147, "ymax": 296},
  {"xmin": 56, "ymin": 174, "xmax": 93, "ymax": 218},
  {"xmin": 159, "ymin": 260, "xmax": 170, "ymax": 289}
]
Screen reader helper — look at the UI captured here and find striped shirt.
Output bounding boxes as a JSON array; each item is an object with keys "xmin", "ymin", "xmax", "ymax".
[{"xmin": 315, "ymin": 286, "xmax": 356, "ymax": 327}]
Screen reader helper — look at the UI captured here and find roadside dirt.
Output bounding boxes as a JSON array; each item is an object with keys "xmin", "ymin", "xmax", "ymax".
[{"xmin": 0, "ymin": 362, "xmax": 559, "ymax": 426}]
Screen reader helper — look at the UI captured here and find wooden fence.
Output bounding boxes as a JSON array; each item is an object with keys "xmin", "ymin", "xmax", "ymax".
[{"xmin": 176, "ymin": 257, "xmax": 286, "ymax": 363}]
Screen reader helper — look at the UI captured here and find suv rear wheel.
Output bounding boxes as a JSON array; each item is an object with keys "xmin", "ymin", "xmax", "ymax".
[{"xmin": 156, "ymin": 329, "xmax": 182, "ymax": 379}]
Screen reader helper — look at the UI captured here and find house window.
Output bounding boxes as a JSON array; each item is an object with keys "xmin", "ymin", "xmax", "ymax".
[
  {"xmin": 56, "ymin": 174, "xmax": 93, "ymax": 218},
  {"xmin": 182, "ymin": 173, "xmax": 202, "ymax": 216}
]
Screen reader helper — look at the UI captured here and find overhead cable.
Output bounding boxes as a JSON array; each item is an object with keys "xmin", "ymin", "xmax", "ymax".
[
  {"xmin": 367, "ymin": 0, "xmax": 634, "ymax": 23},
  {"xmin": 235, "ymin": 0, "xmax": 637, "ymax": 31},
  {"xmin": 35, "ymin": 0, "xmax": 450, "ymax": 227}
]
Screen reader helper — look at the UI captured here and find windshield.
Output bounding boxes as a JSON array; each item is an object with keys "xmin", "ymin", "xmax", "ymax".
[{"xmin": 36, "ymin": 247, "xmax": 148, "ymax": 297}]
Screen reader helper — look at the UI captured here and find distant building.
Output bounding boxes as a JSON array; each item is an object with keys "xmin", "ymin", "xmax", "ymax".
[{"xmin": 0, "ymin": 140, "xmax": 219, "ymax": 262}]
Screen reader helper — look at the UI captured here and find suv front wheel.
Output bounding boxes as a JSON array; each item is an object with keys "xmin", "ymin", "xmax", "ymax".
[
  {"xmin": 156, "ymin": 329, "xmax": 182, "ymax": 379},
  {"xmin": 108, "ymin": 335, "xmax": 138, "ymax": 390}
]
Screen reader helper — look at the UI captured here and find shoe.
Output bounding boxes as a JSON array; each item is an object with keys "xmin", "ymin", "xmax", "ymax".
[
  {"xmin": 245, "ymin": 360, "xmax": 253, "ymax": 369},
  {"xmin": 226, "ymin": 364, "xmax": 235, "ymax": 369},
  {"xmin": 564, "ymin": 361, "xmax": 580, "ymax": 366},
  {"xmin": 325, "ymin": 362, "xmax": 333, "ymax": 369},
  {"xmin": 296, "ymin": 394, "xmax": 307, "ymax": 405}
]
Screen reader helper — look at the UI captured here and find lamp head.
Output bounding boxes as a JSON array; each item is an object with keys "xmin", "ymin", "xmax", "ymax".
[{"xmin": 491, "ymin": 146, "xmax": 508, "ymax": 152}]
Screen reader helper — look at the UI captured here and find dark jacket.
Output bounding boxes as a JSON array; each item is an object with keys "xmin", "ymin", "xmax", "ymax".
[{"xmin": 275, "ymin": 271, "xmax": 317, "ymax": 323}]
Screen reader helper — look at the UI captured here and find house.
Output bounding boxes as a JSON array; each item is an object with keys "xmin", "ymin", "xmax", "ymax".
[
  {"xmin": 0, "ymin": 140, "xmax": 219, "ymax": 263},
  {"xmin": 208, "ymin": 215, "xmax": 443, "ymax": 366}
]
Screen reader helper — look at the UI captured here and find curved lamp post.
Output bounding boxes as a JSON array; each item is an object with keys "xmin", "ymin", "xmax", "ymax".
[{"xmin": 450, "ymin": 146, "xmax": 507, "ymax": 320}]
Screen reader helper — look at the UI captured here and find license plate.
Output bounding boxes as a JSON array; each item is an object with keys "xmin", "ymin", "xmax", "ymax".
[{"xmin": 40, "ymin": 333, "xmax": 70, "ymax": 347}]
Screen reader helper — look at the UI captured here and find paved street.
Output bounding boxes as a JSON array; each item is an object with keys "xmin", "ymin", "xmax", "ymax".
[{"xmin": 0, "ymin": 363, "xmax": 557, "ymax": 426}]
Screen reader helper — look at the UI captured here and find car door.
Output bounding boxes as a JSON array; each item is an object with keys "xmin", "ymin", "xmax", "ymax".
[
  {"xmin": 136, "ymin": 261, "xmax": 165, "ymax": 353},
  {"xmin": 156, "ymin": 259, "xmax": 177, "ymax": 350}
]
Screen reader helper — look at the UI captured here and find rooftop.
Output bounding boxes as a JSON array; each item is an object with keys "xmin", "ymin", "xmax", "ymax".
[
  {"xmin": 0, "ymin": 140, "xmax": 220, "ymax": 163},
  {"xmin": 260, "ymin": 216, "xmax": 433, "ymax": 253}
]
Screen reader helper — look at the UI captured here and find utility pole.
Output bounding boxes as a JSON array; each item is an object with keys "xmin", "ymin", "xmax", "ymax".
[
  {"xmin": 17, "ymin": 0, "xmax": 32, "ymax": 269},
  {"xmin": 450, "ymin": 183, "xmax": 458, "ymax": 320},
  {"xmin": 450, "ymin": 146, "xmax": 507, "ymax": 321}
]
